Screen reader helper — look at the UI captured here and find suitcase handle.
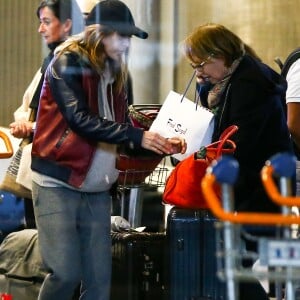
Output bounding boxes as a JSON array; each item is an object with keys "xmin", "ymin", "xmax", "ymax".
[
  {"xmin": 0, "ymin": 130, "xmax": 13, "ymax": 158},
  {"xmin": 201, "ymin": 155, "xmax": 300, "ymax": 225},
  {"xmin": 261, "ymin": 152, "xmax": 300, "ymax": 206}
]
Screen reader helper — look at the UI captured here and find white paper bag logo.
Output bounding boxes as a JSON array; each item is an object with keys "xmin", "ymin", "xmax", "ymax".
[{"xmin": 167, "ymin": 118, "xmax": 188, "ymax": 135}]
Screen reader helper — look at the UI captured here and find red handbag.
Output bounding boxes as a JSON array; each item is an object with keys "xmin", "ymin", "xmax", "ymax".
[
  {"xmin": 128, "ymin": 104, "xmax": 161, "ymax": 129},
  {"xmin": 116, "ymin": 104, "xmax": 163, "ymax": 185},
  {"xmin": 163, "ymin": 125, "xmax": 238, "ymax": 209}
]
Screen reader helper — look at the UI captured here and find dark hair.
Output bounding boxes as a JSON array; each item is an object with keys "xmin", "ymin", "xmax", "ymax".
[
  {"xmin": 37, "ymin": 0, "xmax": 76, "ymax": 22},
  {"xmin": 37, "ymin": 0, "xmax": 84, "ymax": 34}
]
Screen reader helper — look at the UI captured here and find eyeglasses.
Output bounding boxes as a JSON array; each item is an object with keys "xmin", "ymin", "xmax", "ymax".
[
  {"xmin": 190, "ymin": 54, "xmax": 213, "ymax": 70},
  {"xmin": 190, "ymin": 61, "xmax": 207, "ymax": 70}
]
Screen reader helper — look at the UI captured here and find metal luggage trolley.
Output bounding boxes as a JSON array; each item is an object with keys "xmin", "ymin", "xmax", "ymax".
[
  {"xmin": 201, "ymin": 153, "xmax": 300, "ymax": 300},
  {"xmin": 116, "ymin": 156, "xmax": 169, "ymax": 228}
]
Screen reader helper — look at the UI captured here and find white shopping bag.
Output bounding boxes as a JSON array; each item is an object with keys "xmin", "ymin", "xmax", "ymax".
[
  {"xmin": 16, "ymin": 143, "xmax": 33, "ymax": 190},
  {"xmin": 150, "ymin": 90, "xmax": 214, "ymax": 160}
]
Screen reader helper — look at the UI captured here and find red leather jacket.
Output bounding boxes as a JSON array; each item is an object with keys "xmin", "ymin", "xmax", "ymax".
[{"xmin": 31, "ymin": 52, "xmax": 143, "ymax": 188}]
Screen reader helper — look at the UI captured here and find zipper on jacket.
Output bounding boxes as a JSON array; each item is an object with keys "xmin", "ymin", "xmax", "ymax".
[{"xmin": 56, "ymin": 128, "xmax": 70, "ymax": 148}]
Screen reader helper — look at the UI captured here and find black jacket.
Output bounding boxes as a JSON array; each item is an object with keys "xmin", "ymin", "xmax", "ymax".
[
  {"xmin": 198, "ymin": 55, "xmax": 294, "ymax": 213},
  {"xmin": 32, "ymin": 52, "xmax": 143, "ymax": 188}
]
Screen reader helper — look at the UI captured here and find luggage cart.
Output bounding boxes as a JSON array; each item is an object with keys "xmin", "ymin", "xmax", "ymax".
[
  {"xmin": 116, "ymin": 157, "xmax": 169, "ymax": 228},
  {"xmin": 201, "ymin": 153, "xmax": 300, "ymax": 300}
]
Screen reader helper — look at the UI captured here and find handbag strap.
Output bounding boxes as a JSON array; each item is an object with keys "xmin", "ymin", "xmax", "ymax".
[{"xmin": 216, "ymin": 125, "xmax": 238, "ymax": 157}]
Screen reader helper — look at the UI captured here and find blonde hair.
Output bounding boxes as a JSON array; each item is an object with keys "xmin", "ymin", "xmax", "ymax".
[
  {"xmin": 54, "ymin": 24, "xmax": 128, "ymax": 94},
  {"xmin": 182, "ymin": 23, "xmax": 260, "ymax": 66}
]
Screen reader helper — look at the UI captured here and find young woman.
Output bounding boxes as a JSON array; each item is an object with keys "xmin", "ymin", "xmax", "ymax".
[{"xmin": 31, "ymin": 1, "xmax": 186, "ymax": 299}]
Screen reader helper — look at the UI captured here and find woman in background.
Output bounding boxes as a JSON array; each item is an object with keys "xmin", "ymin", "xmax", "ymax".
[{"xmin": 9, "ymin": 0, "xmax": 83, "ymax": 228}]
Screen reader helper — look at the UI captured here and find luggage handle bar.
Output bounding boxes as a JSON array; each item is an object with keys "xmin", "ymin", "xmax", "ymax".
[
  {"xmin": 261, "ymin": 164, "xmax": 300, "ymax": 207},
  {"xmin": 0, "ymin": 130, "xmax": 13, "ymax": 158},
  {"xmin": 202, "ymin": 173, "xmax": 300, "ymax": 225}
]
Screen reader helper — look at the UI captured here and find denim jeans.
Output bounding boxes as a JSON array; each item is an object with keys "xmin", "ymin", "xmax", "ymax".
[{"xmin": 32, "ymin": 182, "xmax": 111, "ymax": 300}]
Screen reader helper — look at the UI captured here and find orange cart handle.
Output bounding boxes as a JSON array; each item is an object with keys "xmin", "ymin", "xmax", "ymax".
[
  {"xmin": 0, "ymin": 130, "xmax": 13, "ymax": 158},
  {"xmin": 261, "ymin": 165, "xmax": 300, "ymax": 207},
  {"xmin": 201, "ymin": 173, "xmax": 300, "ymax": 225}
]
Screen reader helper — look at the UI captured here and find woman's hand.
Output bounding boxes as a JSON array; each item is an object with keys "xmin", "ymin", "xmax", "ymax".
[
  {"xmin": 142, "ymin": 131, "xmax": 187, "ymax": 155},
  {"xmin": 167, "ymin": 137, "xmax": 187, "ymax": 154},
  {"xmin": 9, "ymin": 120, "xmax": 33, "ymax": 138}
]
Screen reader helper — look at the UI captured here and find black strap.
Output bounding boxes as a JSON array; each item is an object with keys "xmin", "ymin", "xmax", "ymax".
[
  {"xmin": 29, "ymin": 52, "xmax": 54, "ymax": 110},
  {"xmin": 281, "ymin": 47, "xmax": 300, "ymax": 78}
]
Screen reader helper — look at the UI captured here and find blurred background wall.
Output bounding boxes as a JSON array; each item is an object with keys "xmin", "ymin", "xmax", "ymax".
[{"xmin": 1, "ymin": 0, "xmax": 300, "ymax": 126}]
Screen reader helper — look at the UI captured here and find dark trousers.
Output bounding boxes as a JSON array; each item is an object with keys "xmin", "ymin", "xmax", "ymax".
[{"xmin": 24, "ymin": 197, "xmax": 36, "ymax": 228}]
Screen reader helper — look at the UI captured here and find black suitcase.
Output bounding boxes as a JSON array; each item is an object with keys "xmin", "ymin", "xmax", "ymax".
[
  {"xmin": 166, "ymin": 207, "xmax": 204, "ymax": 300},
  {"xmin": 202, "ymin": 210, "xmax": 226, "ymax": 300},
  {"xmin": 110, "ymin": 231, "xmax": 165, "ymax": 300},
  {"xmin": 166, "ymin": 207, "xmax": 226, "ymax": 300}
]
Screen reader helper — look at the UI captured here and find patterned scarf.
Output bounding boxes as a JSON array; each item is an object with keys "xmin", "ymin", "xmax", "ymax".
[{"xmin": 207, "ymin": 57, "xmax": 243, "ymax": 108}]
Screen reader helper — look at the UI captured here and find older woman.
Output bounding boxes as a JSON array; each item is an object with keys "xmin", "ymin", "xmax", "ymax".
[
  {"xmin": 183, "ymin": 23, "xmax": 293, "ymax": 214},
  {"xmin": 182, "ymin": 23, "xmax": 293, "ymax": 300}
]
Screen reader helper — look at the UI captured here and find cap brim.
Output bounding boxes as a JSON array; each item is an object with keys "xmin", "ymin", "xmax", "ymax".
[
  {"xmin": 132, "ymin": 27, "xmax": 148, "ymax": 39},
  {"xmin": 111, "ymin": 23, "xmax": 148, "ymax": 39}
]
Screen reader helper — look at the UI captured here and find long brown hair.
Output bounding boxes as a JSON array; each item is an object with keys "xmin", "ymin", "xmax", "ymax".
[
  {"xmin": 182, "ymin": 23, "xmax": 261, "ymax": 67},
  {"xmin": 53, "ymin": 24, "xmax": 128, "ymax": 94}
]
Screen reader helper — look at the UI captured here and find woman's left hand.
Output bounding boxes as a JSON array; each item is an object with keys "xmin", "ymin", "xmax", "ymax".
[
  {"xmin": 141, "ymin": 131, "xmax": 187, "ymax": 155},
  {"xmin": 167, "ymin": 137, "xmax": 187, "ymax": 154}
]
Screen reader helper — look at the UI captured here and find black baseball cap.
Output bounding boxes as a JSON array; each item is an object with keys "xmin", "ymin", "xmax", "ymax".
[{"xmin": 85, "ymin": 0, "xmax": 148, "ymax": 39}]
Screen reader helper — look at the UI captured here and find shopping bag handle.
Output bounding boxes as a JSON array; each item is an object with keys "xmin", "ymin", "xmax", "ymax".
[
  {"xmin": 0, "ymin": 130, "xmax": 13, "ymax": 158},
  {"xmin": 180, "ymin": 71, "xmax": 196, "ymax": 103},
  {"xmin": 216, "ymin": 125, "xmax": 238, "ymax": 157},
  {"xmin": 179, "ymin": 71, "xmax": 213, "ymax": 112}
]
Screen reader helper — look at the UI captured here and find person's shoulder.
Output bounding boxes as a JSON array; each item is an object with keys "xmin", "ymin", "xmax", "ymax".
[
  {"xmin": 286, "ymin": 58, "xmax": 300, "ymax": 79},
  {"xmin": 51, "ymin": 51, "xmax": 90, "ymax": 78},
  {"xmin": 232, "ymin": 55, "xmax": 287, "ymax": 98},
  {"xmin": 237, "ymin": 55, "xmax": 283, "ymax": 83},
  {"xmin": 232, "ymin": 55, "xmax": 266, "ymax": 83},
  {"xmin": 54, "ymin": 51, "xmax": 81, "ymax": 66},
  {"xmin": 281, "ymin": 47, "xmax": 300, "ymax": 78}
]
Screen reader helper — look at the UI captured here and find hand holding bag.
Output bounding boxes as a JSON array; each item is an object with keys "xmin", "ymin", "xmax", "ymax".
[
  {"xmin": 116, "ymin": 104, "xmax": 163, "ymax": 185},
  {"xmin": 163, "ymin": 125, "xmax": 238, "ymax": 209},
  {"xmin": 0, "ymin": 110, "xmax": 36, "ymax": 199},
  {"xmin": 0, "ymin": 138, "xmax": 32, "ymax": 199}
]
